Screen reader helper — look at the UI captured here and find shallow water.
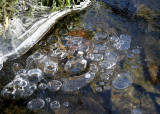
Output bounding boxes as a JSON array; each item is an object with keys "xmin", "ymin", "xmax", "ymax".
[{"xmin": 0, "ymin": 0, "xmax": 160, "ymax": 114}]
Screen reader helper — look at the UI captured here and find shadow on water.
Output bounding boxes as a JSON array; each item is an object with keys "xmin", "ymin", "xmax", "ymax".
[
  {"xmin": 139, "ymin": 48, "xmax": 152, "ymax": 82},
  {"xmin": 133, "ymin": 83, "xmax": 160, "ymax": 113}
]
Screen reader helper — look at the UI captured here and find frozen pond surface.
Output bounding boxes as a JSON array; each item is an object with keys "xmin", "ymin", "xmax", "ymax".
[{"xmin": 0, "ymin": 0, "xmax": 160, "ymax": 114}]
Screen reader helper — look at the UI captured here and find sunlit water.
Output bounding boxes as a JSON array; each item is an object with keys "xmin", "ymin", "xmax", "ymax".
[{"xmin": 0, "ymin": 0, "xmax": 160, "ymax": 114}]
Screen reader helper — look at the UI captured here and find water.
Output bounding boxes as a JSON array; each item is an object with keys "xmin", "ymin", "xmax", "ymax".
[{"xmin": 0, "ymin": 0, "xmax": 160, "ymax": 113}]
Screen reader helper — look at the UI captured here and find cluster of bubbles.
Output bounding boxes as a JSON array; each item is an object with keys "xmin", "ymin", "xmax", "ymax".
[{"xmin": 1, "ymin": 26, "xmax": 140, "ymax": 110}]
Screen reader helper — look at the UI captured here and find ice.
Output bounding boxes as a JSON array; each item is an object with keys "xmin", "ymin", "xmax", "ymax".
[
  {"xmin": 91, "ymin": 53, "xmax": 103, "ymax": 61},
  {"xmin": 51, "ymin": 48, "xmax": 67, "ymax": 59},
  {"xmin": 26, "ymin": 50, "xmax": 47, "ymax": 69},
  {"xmin": 0, "ymin": 0, "xmax": 91, "ymax": 71},
  {"xmin": 44, "ymin": 61, "xmax": 58, "ymax": 77},
  {"xmin": 59, "ymin": 29, "xmax": 68, "ymax": 36},
  {"xmin": 71, "ymin": 36, "xmax": 82, "ymax": 46},
  {"xmin": 63, "ymin": 102, "xmax": 69, "ymax": 107},
  {"xmin": 109, "ymin": 35, "xmax": 119, "ymax": 42},
  {"xmin": 89, "ymin": 63, "xmax": 99, "ymax": 73},
  {"xmin": 127, "ymin": 53, "xmax": 134, "ymax": 58},
  {"xmin": 50, "ymin": 101, "xmax": 60, "ymax": 110},
  {"xmin": 94, "ymin": 32, "xmax": 107, "ymax": 40},
  {"xmin": 47, "ymin": 80, "xmax": 62, "ymax": 92},
  {"xmin": 1, "ymin": 76, "xmax": 34, "ymax": 99},
  {"xmin": 27, "ymin": 69, "xmax": 42, "ymax": 84},
  {"xmin": 132, "ymin": 49, "xmax": 140, "ymax": 54},
  {"xmin": 78, "ymin": 44, "xmax": 89, "ymax": 52},
  {"xmin": 38, "ymin": 83, "xmax": 47, "ymax": 90},
  {"xmin": 103, "ymin": 85, "xmax": 110, "ymax": 90},
  {"xmin": 64, "ymin": 51, "xmax": 87, "ymax": 75},
  {"xmin": 131, "ymin": 109, "xmax": 142, "ymax": 114},
  {"xmin": 93, "ymin": 43, "xmax": 108, "ymax": 53},
  {"xmin": 112, "ymin": 72, "xmax": 133, "ymax": 89},
  {"xmin": 27, "ymin": 98, "xmax": 45, "ymax": 109},
  {"xmin": 132, "ymin": 65, "xmax": 138, "ymax": 69},
  {"xmin": 18, "ymin": 69, "xmax": 27, "ymax": 75},
  {"xmin": 95, "ymin": 86, "xmax": 103, "ymax": 92},
  {"xmin": 0, "ymin": 59, "xmax": 3, "ymax": 70},
  {"xmin": 62, "ymin": 72, "xmax": 95, "ymax": 92},
  {"xmin": 113, "ymin": 34, "xmax": 131, "ymax": 50},
  {"xmin": 47, "ymin": 36, "xmax": 57, "ymax": 44},
  {"xmin": 29, "ymin": 84, "xmax": 38, "ymax": 91},
  {"xmin": 120, "ymin": 34, "xmax": 131, "ymax": 42},
  {"xmin": 104, "ymin": 52, "xmax": 118, "ymax": 67},
  {"xmin": 100, "ymin": 73, "xmax": 110, "ymax": 81},
  {"xmin": 39, "ymin": 41, "xmax": 47, "ymax": 47},
  {"xmin": 99, "ymin": 61, "xmax": 112, "ymax": 69}
]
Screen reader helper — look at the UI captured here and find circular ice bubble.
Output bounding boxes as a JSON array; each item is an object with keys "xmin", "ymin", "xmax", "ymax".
[
  {"xmin": 127, "ymin": 53, "xmax": 134, "ymax": 58},
  {"xmin": 85, "ymin": 73, "xmax": 91, "ymax": 78},
  {"xmin": 39, "ymin": 41, "xmax": 47, "ymax": 47},
  {"xmin": 78, "ymin": 44, "xmax": 89, "ymax": 52},
  {"xmin": 1, "ymin": 82, "xmax": 16, "ymax": 98},
  {"xmin": 45, "ymin": 97, "xmax": 51, "ymax": 103},
  {"xmin": 91, "ymin": 54, "xmax": 103, "ymax": 61},
  {"xmin": 27, "ymin": 98, "xmax": 45, "ymax": 109},
  {"xmin": 32, "ymin": 51, "xmax": 43, "ymax": 60},
  {"xmin": 47, "ymin": 36, "xmax": 56, "ymax": 44},
  {"xmin": 38, "ymin": 83, "xmax": 47, "ymax": 90},
  {"xmin": 132, "ymin": 65, "xmax": 138, "ymax": 69},
  {"xmin": 93, "ymin": 44, "xmax": 108, "ymax": 53},
  {"xmin": 112, "ymin": 72, "xmax": 133, "ymax": 89},
  {"xmin": 89, "ymin": 63, "xmax": 99, "ymax": 73},
  {"xmin": 132, "ymin": 49, "xmax": 140, "ymax": 54},
  {"xmin": 109, "ymin": 35, "xmax": 119, "ymax": 42},
  {"xmin": 64, "ymin": 35, "xmax": 71, "ymax": 40},
  {"xmin": 13, "ymin": 78, "xmax": 28, "ymax": 87},
  {"xmin": 104, "ymin": 52, "xmax": 118, "ymax": 67},
  {"xmin": 103, "ymin": 85, "xmax": 110, "ymax": 90},
  {"xmin": 120, "ymin": 34, "xmax": 131, "ymax": 42},
  {"xmin": 95, "ymin": 86, "xmax": 102, "ymax": 92},
  {"xmin": 59, "ymin": 29, "xmax": 68, "ymax": 36},
  {"xmin": 29, "ymin": 84, "xmax": 37, "ymax": 91},
  {"xmin": 131, "ymin": 109, "xmax": 142, "ymax": 114},
  {"xmin": 51, "ymin": 48, "xmax": 67, "ymax": 59},
  {"xmin": 99, "ymin": 61, "xmax": 112, "ymax": 69},
  {"xmin": 44, "ymin": 61, "xmax": 58, "ymax": 77},
  {"xmin": 28, "ymin": 69, "xmax": 42, "ymax": 83},
  {"xmin": 64, "ymin": 52, "xmax": 87, "ymax": 75},
  {"xmin": 94, "ymin": 32, "xmax": 107, "ymax": 40},
  {"xmin": 114, "ymin": 40, "xmax": 130, "ymax": 50},
  {"xmin": 47, "ymin": 80, "xmax": 62, "ymax": 92},
  {"xmin": 18, "ymin": 69, "xmax": 27, "ymax": 75},
  {"xmin": 63, "ymin": 102, "xmax": 69, "ymax": 107},
  {"xmin": 71, "ymin": 36, "xmax": 82, "ymax": 46},
  {"xmin": 100, "ymin": 73, "xmax": 110, "ymax": 81},
  {"xmin": 50, "ymin": 101, "xmax": 60, "ymax": 110}
]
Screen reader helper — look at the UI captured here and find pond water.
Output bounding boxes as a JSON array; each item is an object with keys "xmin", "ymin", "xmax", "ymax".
[{"xmin": 0, "ymin": 0, "xmax": 160, "ymax": 114}]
